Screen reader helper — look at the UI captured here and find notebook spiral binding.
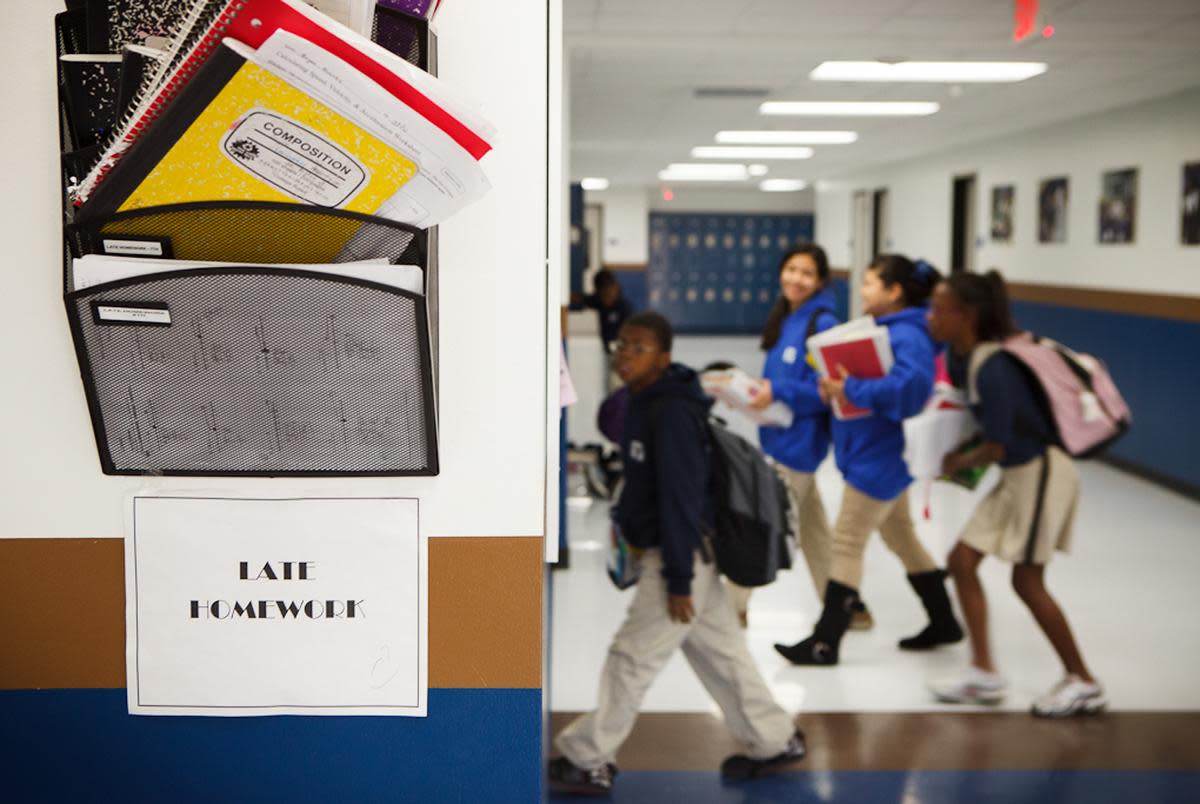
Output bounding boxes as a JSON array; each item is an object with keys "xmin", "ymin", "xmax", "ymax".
[{"xmin": 71, "ymin": 0, "xmax": 245, "ymax": 207}]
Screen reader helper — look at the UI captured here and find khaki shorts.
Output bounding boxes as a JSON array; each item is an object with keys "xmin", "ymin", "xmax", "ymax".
[{"xmin": 960, "ymin": 447, "xmax": 1079, "ymax": 565}]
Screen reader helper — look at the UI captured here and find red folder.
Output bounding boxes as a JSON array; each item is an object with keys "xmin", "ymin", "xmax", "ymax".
[
  {"xmin": 818, "ymin": 338, "xmax": 887, "ymax": 420},
  {"xmin": 217, "ymin": 0, "xmax": 489, "ymax": 158}
]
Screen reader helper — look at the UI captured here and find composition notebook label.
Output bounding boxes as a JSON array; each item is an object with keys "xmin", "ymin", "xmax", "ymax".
[{"xmin": 220, "ymin": 111, "xmax": 370, "ymax": 208}]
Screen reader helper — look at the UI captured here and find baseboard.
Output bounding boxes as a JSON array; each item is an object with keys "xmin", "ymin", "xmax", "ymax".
[{"xmin": 1099, "ymin": 455, "xmax": 1200, "ymax": 502}]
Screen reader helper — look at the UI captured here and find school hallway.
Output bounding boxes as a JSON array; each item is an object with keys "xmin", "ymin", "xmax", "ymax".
[{"xmin": 550, "ymin": 334, "xmax": 1200, "ymax": 802}]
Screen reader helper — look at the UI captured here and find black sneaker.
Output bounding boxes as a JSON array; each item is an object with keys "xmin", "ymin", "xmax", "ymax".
[
  {"xmin": 720, "ymin": 729, "xmax": 807, "ymax": 781},
  {"xmin": 548, "ymin": 757, "xmax": 617, "ymax": 796}
]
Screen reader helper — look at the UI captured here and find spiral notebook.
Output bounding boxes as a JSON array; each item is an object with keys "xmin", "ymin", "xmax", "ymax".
[{"xmin": 72, "ymin": 0, "xmax": 493, "ymax": 207}]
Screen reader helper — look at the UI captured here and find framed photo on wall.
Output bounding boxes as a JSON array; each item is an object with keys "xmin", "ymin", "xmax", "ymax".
[
  {"xmin": 1038, "ymin": 177, "xmax": 1069, "ymax": 243},
  {"xmin": 1099, "ymin": 168, "xmax": 1137, "ymax": 244},
  {"xmin": 1184, "ymin": 161, "xmax": 1200, "ymax": 246},
  {"xmin": 991, "ymin": 185, "xmax": 1014, "ymax": 242}
]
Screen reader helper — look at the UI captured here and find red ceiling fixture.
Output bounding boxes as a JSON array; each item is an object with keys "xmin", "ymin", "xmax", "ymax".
[
  {"xmin": 1013, "ymin": 0, "xmax": 1039, "ymax": 42},
  {"xmin": 662, "ymin": 188, "xmax": 674, "ymax": 202},
  {"xmin": 1042, "ymin": 24, "xmax": 1056, "ymax": 39}
]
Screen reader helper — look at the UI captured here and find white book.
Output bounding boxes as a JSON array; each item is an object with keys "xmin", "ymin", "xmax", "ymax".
[{"xmin": 700, "ymin": 367, "xmax": 794, "ymax": 428}]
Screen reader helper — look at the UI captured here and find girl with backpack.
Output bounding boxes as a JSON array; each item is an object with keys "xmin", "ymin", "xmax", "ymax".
[
  {"xmin": 924, "ymin": 272, "xmax": 1105, "ymax": 716},
  {"xmin": 775, "ymin": 254, "xmax": 962, "ymax": 666},
  {"xmin": 735, "ymin": 242, "xmax": 873, "ymax": 630}
]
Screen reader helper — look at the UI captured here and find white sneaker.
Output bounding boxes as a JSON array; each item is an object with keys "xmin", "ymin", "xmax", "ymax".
[
  {"xmin": 929, "ymin": 666, "xmax": 1008, "ymax": 705},
  {"xmin": 1031, "ymin": 675, "xmax": 1107, "ymax": 718}
]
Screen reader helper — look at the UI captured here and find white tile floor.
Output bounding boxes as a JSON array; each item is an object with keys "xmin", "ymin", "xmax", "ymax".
[{"xmin": 555, "ymin": 335, "xmax": 1200, "ymax": 715}]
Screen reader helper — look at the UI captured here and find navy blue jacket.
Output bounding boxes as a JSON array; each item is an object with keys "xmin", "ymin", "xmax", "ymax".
[
  {"xmin": 835, "ymin": 306, "xmax": 936, "ymax": 501},
  {"xmin": 758, "ymin": 289, "xmax": 839, "ymax": 472},
  {"xmin": 615, "ymin": 364, "xmax": 713, "ymax": 596},
  {"xmin": 579, "ymin": 293, "xmax": 632, "ymax": 353},
  {"xmin": 947, "ymin": 349, "xmax": 1055, "ymax": 467}
]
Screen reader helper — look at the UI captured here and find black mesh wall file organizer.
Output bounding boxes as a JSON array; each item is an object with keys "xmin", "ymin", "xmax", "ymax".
[
  {"xmin": 55, "ymin": 4, "xmax": 441, "ymax": 477},
  {"xmin": 65, "ymin": 268, "xmax": 438, "ymax": 476}
]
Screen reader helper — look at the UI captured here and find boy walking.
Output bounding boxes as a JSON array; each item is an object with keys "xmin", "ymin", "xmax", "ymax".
[{"xmin": 549, "ymin": 312, "xmax": 805, "ymax": 796}]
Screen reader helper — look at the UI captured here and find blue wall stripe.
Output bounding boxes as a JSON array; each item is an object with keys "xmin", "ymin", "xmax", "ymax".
[
  {"xmin": 0, "ymin": 688, "xmax": 541, "ymax": 804},
  {"xmin": 559, "ymin": 768, "xmax": 1200, "ymax": 803},
  {"xmin": 1011, "ymin": 300, "xmax": 1200, "ymax": 490}
]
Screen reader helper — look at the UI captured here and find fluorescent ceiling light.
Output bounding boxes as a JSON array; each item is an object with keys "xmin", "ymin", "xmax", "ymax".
[
  {"xmin": 580, "ymin": 177, "xmax": 610, "ymax": 191},
  {"xmin": 717, "ymin": 130, "xmax": 858, "ymax": 145},
  {"xmin": 691, "ymin": 146, "xmax": 814, "ymax": 160},
  {"xmin": 810, "ymin": 61, "xmax": 1048, "ymax": 83},
  {"xmin": 760, "ymin": 101, "xmax": 940, "ymax": 116},
  {"xmin": 760, "ymin": 179, "xmax": 808, "ymax": 192},
  {"xmin": 657, "ymin": 163, "xmax": 749, "ymax": 182},
  {"xmin": 747, "ymin": 164, "xmax": 769, "ymax": 177}
]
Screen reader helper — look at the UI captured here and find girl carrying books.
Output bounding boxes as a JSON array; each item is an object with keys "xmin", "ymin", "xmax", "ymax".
[
  {"xmin": 734, "ymin": 242, "xmax": 872, "ymax": 629},
  {"xmin": 924, "ymin": 272, "xmax": 1105, "ymax": 716},
  {"xmin": 775, "ymin": 254, "xmax": 962, "ymax": 666}
]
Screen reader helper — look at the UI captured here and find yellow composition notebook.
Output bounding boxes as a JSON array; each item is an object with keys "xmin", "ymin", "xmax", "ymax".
[{"xmin": 79, "ymin": 39, "xmax": 417, "ymax": 220}]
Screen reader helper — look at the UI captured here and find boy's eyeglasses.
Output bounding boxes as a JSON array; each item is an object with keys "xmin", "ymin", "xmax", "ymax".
[{"xmin": 613, "ymin": 339, "xmax": 656, "ymax": 355}]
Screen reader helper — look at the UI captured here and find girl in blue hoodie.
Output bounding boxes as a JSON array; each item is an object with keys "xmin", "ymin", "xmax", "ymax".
[
  {"xmin": 775, "ymin": 254, "xmax": 962, "ymax": 666},
  {"xmin": 732, "ymin": 243, "xmax": 872, "ymax": 628}
]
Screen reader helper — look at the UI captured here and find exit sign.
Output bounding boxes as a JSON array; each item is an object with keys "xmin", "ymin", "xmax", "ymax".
[{"xmin": 1014, "ymin": 0, "xmax": 1039, "ymax": 42}]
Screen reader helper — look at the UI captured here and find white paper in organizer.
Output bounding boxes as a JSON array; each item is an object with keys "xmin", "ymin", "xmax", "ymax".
[{"xmin": 124, "ymin": 493, "xmax": 426, "ymax": 716}]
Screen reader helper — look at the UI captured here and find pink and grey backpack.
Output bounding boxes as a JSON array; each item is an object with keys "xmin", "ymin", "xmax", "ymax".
[{"xmin": 967, "ymin": 333, "xmax": 1131, "ymax": 458}]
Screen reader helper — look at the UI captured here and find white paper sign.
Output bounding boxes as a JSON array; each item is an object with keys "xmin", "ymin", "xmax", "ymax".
[{"xmin": 125, "ymin": 494, "xmax": 426, "ymax": 716}]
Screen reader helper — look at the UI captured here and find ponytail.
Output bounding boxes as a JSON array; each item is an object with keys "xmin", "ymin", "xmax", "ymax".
[
  {"xmin": 945, "ymin": 270, "xmax": 1016, "ymax": 342},
  {"xmin": 869, "ymin": 253, "xmax": 942, "ymax": 308},
  {"xmin": 760, "ymin": 241, "xmax": 830, "ymax": 350}
]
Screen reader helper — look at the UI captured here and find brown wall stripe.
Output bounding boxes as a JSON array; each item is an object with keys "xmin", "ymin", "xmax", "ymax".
[
  {"xmin": 1006, "ymin": 282, "xmax": 1200, "ymax": 322},
  {"xmin": 0, "ymin": 536, "xmax": 542, "ymax": 691},
  {"xmin": 603, "ymin": 262, "xmax": 647, "ymax": 273}
]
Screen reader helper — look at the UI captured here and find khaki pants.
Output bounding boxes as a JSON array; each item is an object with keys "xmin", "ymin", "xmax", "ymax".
[
  {"xmin": 556, "ymin": 550, "xmax": 796, "ymax": 769},
  {"xmin": 727, "ymin": 466, "xmax": 832, "ymax": 615},
  {"xmin": 830, "ymin": 486, "xmax": 937, "ymax": 590}
]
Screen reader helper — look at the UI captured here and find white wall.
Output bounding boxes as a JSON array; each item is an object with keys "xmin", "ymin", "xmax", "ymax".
[
  {"xmin": 816, "ymin": 88, "xmax": 1200, "ymax": 296},
  {"xmin": 591, "ymin": 187, "xmax": 649, "ymax": 264},
  {"xmin": 587, "ymin": 186, "xmax": 815, "ymax": 267},
  {"xmin": 0, "ymin": 0, "xmax": 552, "ymax": 540}
]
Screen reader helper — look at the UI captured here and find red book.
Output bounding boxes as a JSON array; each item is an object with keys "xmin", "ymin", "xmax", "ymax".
[
  {"xmin": 807, "ymin": 318, "xmax": 894, "ymax": 421},
  {"xmin": 818, "ymin": 339, "xmax": 888, "ymax": 420}
]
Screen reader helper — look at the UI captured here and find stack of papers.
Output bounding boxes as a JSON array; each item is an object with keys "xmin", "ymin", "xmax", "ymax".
[
  {"xmin": 700, "ymin": 367, "xmax": 794, "ymax": 428},
  {"xmin": 71, "ymin": 0, "xmax": 495, "ymax": 229},
  {"xmin": 806, "ymin": 316, "xmax": 894, "ymax": 420}
]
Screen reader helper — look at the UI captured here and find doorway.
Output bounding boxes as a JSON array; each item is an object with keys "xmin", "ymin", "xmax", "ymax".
[
  {"xmin": 951, "ymin": 174, "xmax": 977, "ymax": 274},
  {"xmin": 872, "ymin": 188, "xmax": 889, "ymax": 260}
]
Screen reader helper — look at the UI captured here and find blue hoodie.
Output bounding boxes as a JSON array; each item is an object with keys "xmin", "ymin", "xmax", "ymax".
[
  {"xmin": 758, "ymin": 289, "xmax": 839, "ymax": 472},
  {"xmin": 834, "ymin": 306, "xmax": 936, "ymax": 501},
  {"xmin": 615, "ymin": 363, "xmax": 714, "ymax": 597}
]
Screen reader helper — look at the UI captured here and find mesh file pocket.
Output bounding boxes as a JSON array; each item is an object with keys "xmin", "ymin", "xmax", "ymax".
[
  {"xmin": 65, "ymin": 268, "xmax": 437, "ymax": 476},
  {"xmin": 65, "ymin": 202, "xmax": 426, "ymax": 290},
  {"xmin": 372, "ymin": 6, "xmax": 434, "ymax": 68}
]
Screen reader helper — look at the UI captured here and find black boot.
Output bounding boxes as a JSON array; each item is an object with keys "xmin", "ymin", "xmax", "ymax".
[
  {"xmin": 898, "ymin": 569, "xmax": 964, "ymax": 650},
  {"xmin": 774, "ymin": 580, "xmax": 859, "ymax": 665}
]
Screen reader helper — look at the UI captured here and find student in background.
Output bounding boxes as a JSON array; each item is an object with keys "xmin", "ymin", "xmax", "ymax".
[
  {"xmin": 550, "ymin": 312, "xmax": 805, "ymax": 795},
  {"xmin": 775, "ymin": 255, "xmax": 962, "ymax": 666},
  {"xmin": 572, "ymin": 268, "xmax": 633, "ymax": 389},
  {"xmin": 925, "ymin": 272, "xmax": 1105, "ymax": 717},
  {"xmin": 734, "ymin": 242, "xmax": 873, "ymax": 630}
]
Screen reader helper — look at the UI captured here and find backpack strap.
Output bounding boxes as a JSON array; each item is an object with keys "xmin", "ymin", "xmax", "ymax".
[
  {"xmin": 805, "ymin": 306, "xmax": 835, "ymax": 340},
  {"xmin": 965, "ymin": 341, "xmax": 1007, "ymax": 405}
]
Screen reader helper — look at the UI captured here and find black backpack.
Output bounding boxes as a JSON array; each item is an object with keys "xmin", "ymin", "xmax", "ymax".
[{"xmin": 705, "ymin": 416, "xmax": 795, "ymax": 587}]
